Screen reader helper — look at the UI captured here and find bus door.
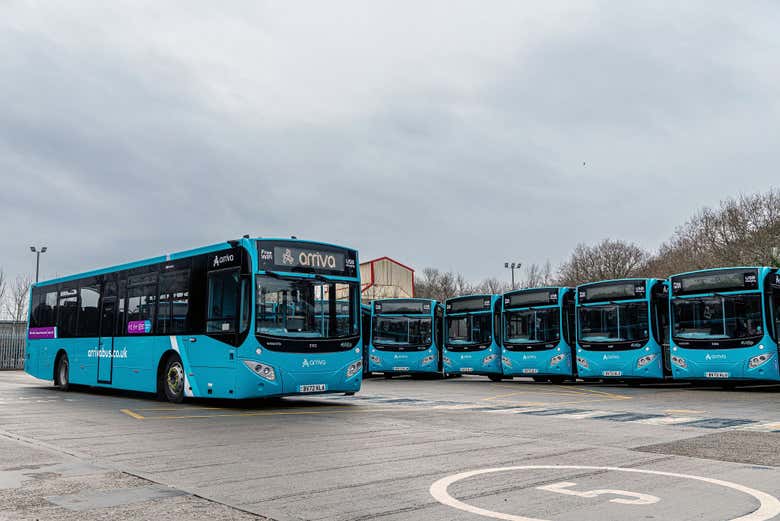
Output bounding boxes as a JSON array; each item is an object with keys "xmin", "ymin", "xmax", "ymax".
[{"xmin": 97, "ymin": 282, "xmax": 118, "ymax": 383}]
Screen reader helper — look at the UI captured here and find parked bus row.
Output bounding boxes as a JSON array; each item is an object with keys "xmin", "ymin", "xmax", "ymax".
[{"xmin": 364, "ymin": 267, "xmax": 780, "ymax": 385}]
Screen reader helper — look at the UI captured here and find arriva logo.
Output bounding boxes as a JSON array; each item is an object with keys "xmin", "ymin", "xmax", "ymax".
[
  {"xmin": 603, "ymin": 354, "xmax": 620, "ymax": 360},
  {"xmin": 705, "ymin": 353, "xmax": 727, "ymax": 361},
  {"xmin": 393, "ymin": 354, "xmax": 409, "ymax": 360},
  {"xmin": 522, "ymin": 354, "xmax": 537, "ymax": 360},
  {"xmin": 213, "ymin": 253, "xmax": 235, "ymax": 267},
  {"xmin": 302, "ymin": 359, "xmax": 327, "ymax": 368}
]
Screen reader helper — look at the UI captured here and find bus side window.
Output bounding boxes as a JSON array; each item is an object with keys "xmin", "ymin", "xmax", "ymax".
[
  {"xmin": 207, "ymin": 268, "xmax": 239, "ymax": 333},
  {"xmin": 77, "ymin": 278, "xmax": 101, "ymax": 338},
  {"xmin": 57, "ymin": 284, "xmax": 78, "ymax": 338},
  {"xmin": 126, "ymin": 272, "xmax": 158, "ymax": 334},
  {"xmin": 31, "ymin": 287, "xmax": 58, "ymax": 328},
  {"xmin": 158, "ymin": 269, "xmax": 191, "ymax": 335}
]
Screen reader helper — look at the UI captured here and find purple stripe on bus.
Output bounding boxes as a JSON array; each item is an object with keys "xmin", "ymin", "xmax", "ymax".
[{"xmin": 28, "ymin": 326, "xmax": 57, "ymax": 340}]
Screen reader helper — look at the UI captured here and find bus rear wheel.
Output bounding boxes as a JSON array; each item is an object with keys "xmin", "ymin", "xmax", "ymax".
[
  {"xmin": 55, "ymin": 353, "xmax": 70, "ymax": 391},
  {"xmin": 488, "ymin": 375, "xmax": 503, "ymax": 382},
  {"xmin": 162, "ymin": 355, "xmax": 185, "ymax": 403}
]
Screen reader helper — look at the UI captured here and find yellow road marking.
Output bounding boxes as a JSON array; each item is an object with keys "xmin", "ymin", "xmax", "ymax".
[
  {"xmin": 665, "ymin": 409, "xmax": 706, "ymax": 414},
  {"xmin": 120, "ymin": 408, "xmax": 145, "ymax": 420},
  {"xmin": 558, "ymin": 385, "xmax": 632, "ymax": 400}
]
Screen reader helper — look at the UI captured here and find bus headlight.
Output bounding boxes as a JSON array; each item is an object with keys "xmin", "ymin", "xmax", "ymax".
[
  {"xmin": 576, "ymin": 356, "xmax": 589, "ymax": 369},
  {"xmin": 243, "ymin": 360, "xmax": 276, "ymax": 382},
  {"xmin": 483, "ymin": 354, "xmax": 497, "ymax": 365},
  {"xmin": 443, "ymin": 356, "xmax": 452, "ymax": 366},
  {"xmin": 749, "ymin": 353, "xmax": 774, "ymax": 369},
  {"xmin": 636, "ymin": 354, "xmax": 657, "ymax": 368},
  {"xmin": 671, "ymin": 355, "xmax": 687, "ymax": 369},
  {"xmin": 346, "ymin": 360, "xmax": 363, "ymax": 378},
  {"xmin": 421, "ymin": 355, "xmax": 435, "ymax": 366},
  {"xmin": 550, "ymin": 354, "xmax": 566, "ymax": 367},
  {"xmin": 502, "ymin": 356, "xmax": 512, "ymax": 368},
  {"xmin": 370, "ymin": 355, "xmax": 381, "ymax": 364}
]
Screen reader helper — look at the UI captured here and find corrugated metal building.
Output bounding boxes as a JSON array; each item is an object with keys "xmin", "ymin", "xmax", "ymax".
[{"xmin": 360, "ymin": 257, "xmax": 415, "ymax": 303}]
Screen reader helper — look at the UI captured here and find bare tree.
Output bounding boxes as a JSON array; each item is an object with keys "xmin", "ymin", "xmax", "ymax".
[
  {"xmin": 416, "ymin": 268, "xmax": 474, "ymax": 302},
  {"xmin": 0, "ymin": 268, "xmax": 6, "ymax": 320},
  {"xmin": 556, "ymin": 239, "xmax": 649, "ymax": 287},
  {"xmin": 473, "ymin": 277, "xmax": 510, "ymax": 295},
  {"xmin": 519, "ymin": 261, "xmax": 554, "ymax": 289},
  {"xmin": 8, "ymin": 274, "xmax": 32, "ymax": 331}
]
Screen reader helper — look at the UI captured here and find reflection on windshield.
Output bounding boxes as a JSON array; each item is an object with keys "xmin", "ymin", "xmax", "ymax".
[
  {"xmin": 373, "ymin": 316, "xmax": 432, "ymax": 347},
  {"xmin": 447, "ymin": 314, "xmax": 492, "ymax": 345},
  {"xmin": 578, "ymin": 303, "xmax": 648, "ymax": 343},
  {"xmin": 504, "ymin": 308, "xmax": 560, "ymax": 344},
  {"xmin": 255, "ymin": 276, "xmax": 358, "ymax": 339},
  {"xmin": 673, "ymin": 295, "xmax": 763, "ymax": 340}
]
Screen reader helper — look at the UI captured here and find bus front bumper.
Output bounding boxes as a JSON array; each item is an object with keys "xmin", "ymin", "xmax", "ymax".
[
  {"xmin": 501, "ymin": 351, "xmax": 573, "ymax": 377},
  {"xmin": 235, "ymin": 358, "xmax": 362, "ymax": 398}
]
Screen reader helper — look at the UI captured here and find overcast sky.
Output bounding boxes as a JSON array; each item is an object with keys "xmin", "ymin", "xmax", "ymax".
[{"xmin": 1, "ymin": 1, "xmax": 779, "ymax": 286}]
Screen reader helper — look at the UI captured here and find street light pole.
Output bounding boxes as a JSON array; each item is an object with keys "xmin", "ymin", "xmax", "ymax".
[
  {"xmin": 30, "ymin": 246, "xmax": 47, "ymax": 283},
  {"xmin": 504, "ymin": 262, "xmax": 522, "ymax": 290}
]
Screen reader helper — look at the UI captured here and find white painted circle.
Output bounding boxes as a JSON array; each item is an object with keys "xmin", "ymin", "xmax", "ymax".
[{"xmin": 429, "ymin": 465, "xmax": 780, "ymax": 521}]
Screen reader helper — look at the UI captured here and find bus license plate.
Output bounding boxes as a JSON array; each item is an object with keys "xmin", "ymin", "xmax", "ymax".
[
  {"xmin": 392, "ymin": 367, "xmax": 410, "ymax": 371},
  {"xmin": 460, "ymin": 367, "xmax": 473, "ymax": 373},
  {"xmin": 522, "ymin": 368, "xmax": 539, "ymax": 374},
  {"xmin": 299, "ymin": 384, "xmax": 327, "ymax": 393},
  {"xmin": 705, "ymin": 372, "xmax": 730, "ymax": 379},
  {"xmin": 602, "ymin": 371, "xmax": 622, "ymax": 377}
]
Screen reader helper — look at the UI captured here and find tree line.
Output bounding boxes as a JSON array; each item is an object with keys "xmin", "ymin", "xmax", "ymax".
[
  {"xmin": 0, "ymin": 270, "xmax": 32, "ymax": 326},
  {"xmin": 417, "ymin": 188, "xmax": 780, "ymax": 300}
]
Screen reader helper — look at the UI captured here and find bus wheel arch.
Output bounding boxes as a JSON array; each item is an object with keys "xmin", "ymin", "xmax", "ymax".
[
  {"xmin": 53, "ymin": 350, "xmax": 70, "ymax": 391},
  {"xmin": 157, "ymin": 350, "xmax": 185, "ymax": 403}
]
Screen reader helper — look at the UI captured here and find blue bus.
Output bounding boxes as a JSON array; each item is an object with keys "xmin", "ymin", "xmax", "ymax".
[
  {"xmin": 501, "ymin": 287, "xmax": 576, "ymax": 383},
  {"xmin": 366, "ymin": 299, "xmax": 444, "ymax": 377},
  {"xmin": 575, "ymin": 278, "xmax": 669, "ymax": 383},
  {"xmin": 443, "ymin": 294, "xmax": 504, "ymax": 381},
  {"xmin": 25, "ymin": 238, "xmax": 364, "ymax": 402},
  {"xmin": 669, "ymin": 267, "xmax": 780, "ymax": 383}
]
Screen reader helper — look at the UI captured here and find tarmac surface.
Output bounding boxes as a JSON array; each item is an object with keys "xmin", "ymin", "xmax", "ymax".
[{"xmin": 1, "ymin": 371, "xmax": 779, "ymax": 520}]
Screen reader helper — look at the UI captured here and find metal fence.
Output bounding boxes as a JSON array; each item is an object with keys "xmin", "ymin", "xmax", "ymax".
[{"xmin": 0, "ymin": 324, "xmax": 25, "ymax": 370}]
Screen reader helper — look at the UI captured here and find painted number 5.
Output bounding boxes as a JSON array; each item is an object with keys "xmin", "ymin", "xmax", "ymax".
[{"xmin": 537, "ymin": 481, "xmax": 660, "ymax": 505}]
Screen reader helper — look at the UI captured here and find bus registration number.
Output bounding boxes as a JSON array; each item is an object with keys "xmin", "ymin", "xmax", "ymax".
[
  {"xmin": 299, "ymin": 384, "xmax": 327, "ymax": 393},
  {"xmin": 522, "ymin": 368, "xmax": 539, "ymax": 374},
  {"xmin": 460, "ymin": 368, "xmax": 473, "ymax": 373},
  {"xmin": 705, "ymin": 372, "xmax": 730, "ymax": 379},
  {"xmin": 602, "ymin": 371, "xmax": 622, "ymax": 377},
  {"xmin": 392, "ymin": 367, "xmax": 410, "ymax": 371}
]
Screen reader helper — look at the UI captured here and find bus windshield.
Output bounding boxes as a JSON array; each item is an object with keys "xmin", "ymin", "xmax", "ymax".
[
  {"xmin": 255, "ymin": 275, "xmax": 358, "ymax": 339},
  {"xmin": 504, "ymin": 308, "xmax": 560, "ymax": 345},
  {"xmin": 447, "ymin": 314, "xmax": 492, "ymax": 345},
  {"xmin": 373, "ymin": 316, "xmax": 432, "ymax": 348},
  {"xmin": 672, "ymin": 294, "xmax": 763, "ymax": 341},
  {"xmin": 579, "ymin": 302, "xmax": 648, "ymax": 343}
]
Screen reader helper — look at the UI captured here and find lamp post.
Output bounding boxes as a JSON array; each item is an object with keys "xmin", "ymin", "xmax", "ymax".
[
  {"xmin": 30, "ymin": 246, "xmax": 47, "ymax": 283},
  {"xmin": 504, "ymin": 262, "xmax": 521, "ymax": 290}
]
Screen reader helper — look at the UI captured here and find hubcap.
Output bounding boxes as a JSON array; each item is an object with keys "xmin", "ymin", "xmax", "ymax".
[{"xmin": 167, "ymin": 362, "xmax": 184, "ymax": 395}]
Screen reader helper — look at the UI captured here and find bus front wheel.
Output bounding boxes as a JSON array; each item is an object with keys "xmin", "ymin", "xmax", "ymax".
[
  {"xmin": 162, "ymin": 355, "xmax": 185, "ymax": 403},
  {"xmin": 488, "ymin": 375, "xmax": 503, "ymax": 382},
  {"xmin": 55, "ymin": 353, "xmax": 70, "ymax": 392}
]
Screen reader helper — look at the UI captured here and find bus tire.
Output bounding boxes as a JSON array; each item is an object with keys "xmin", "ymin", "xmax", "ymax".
[
  {"xmin": 162, "ymin": 354, "xmax": 185, "ymax": 403},
  {"xmin": 383, "ymin": 373, "xmax": 393, "ymax": 379},
  {"xmin": 549, "ymin": 376, "xmax": 565, "ymax": 384},
  {"xmin": 488, "ymin": 375, "xmax": 503, "ymax": 382},
  {"xmin": 55, "ymin": 352, "xmax": 70, "ymax": 392},
  {"xmin": 532, "ymin": 377, "xmax": 548, "ymax": 383}
]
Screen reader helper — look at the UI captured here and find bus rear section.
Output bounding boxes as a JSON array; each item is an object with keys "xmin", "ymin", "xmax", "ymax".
[
  {"xmin": 501, "ymin": 287, "xmax": 576, "ymax": 383},
  {"xmin": 26, "ymin": 237, "xmax": 363, "ymax": 402},
  {"xmin": 669, "ymin": 267, "xmax": 780, "ymax": 383},
  {"xmin": 366, "ymin": 299, "xmax": 444, "ymax": 377},
  {"xmin": 575, "ymin": 278, "xmax": 669, "ymax": 382},
  {"xmin": 443, "ymin": 294, "xmax": 503, "ymax": 380}
]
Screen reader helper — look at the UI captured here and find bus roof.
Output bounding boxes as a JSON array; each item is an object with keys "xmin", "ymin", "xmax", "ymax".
[
  {"xmin": 668, "ymin": 266, "xmax": 773, "ymax": 279},
  {"xmin": 34, "ymin": 236, "xmax": 358, "ymax": 288},
  {"xmin": 502, "ymin": 286, "xmax": 570, "ymax": 297},
  {"xmin": 576, "ymin": 277, "xmax": 660, "ymax": 289}
]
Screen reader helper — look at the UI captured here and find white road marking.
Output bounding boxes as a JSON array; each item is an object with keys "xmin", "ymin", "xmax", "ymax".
[
  {"xmin": 635, "ymin": 416, "xmax": 702, "ymax": 425},
  {"xmin": 429, "ymin": 465, "xmax": 780, "ymax": 521},
  {"xmin": 536, "ymin": 481, "xmax": 659, "ymax": 505}
]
